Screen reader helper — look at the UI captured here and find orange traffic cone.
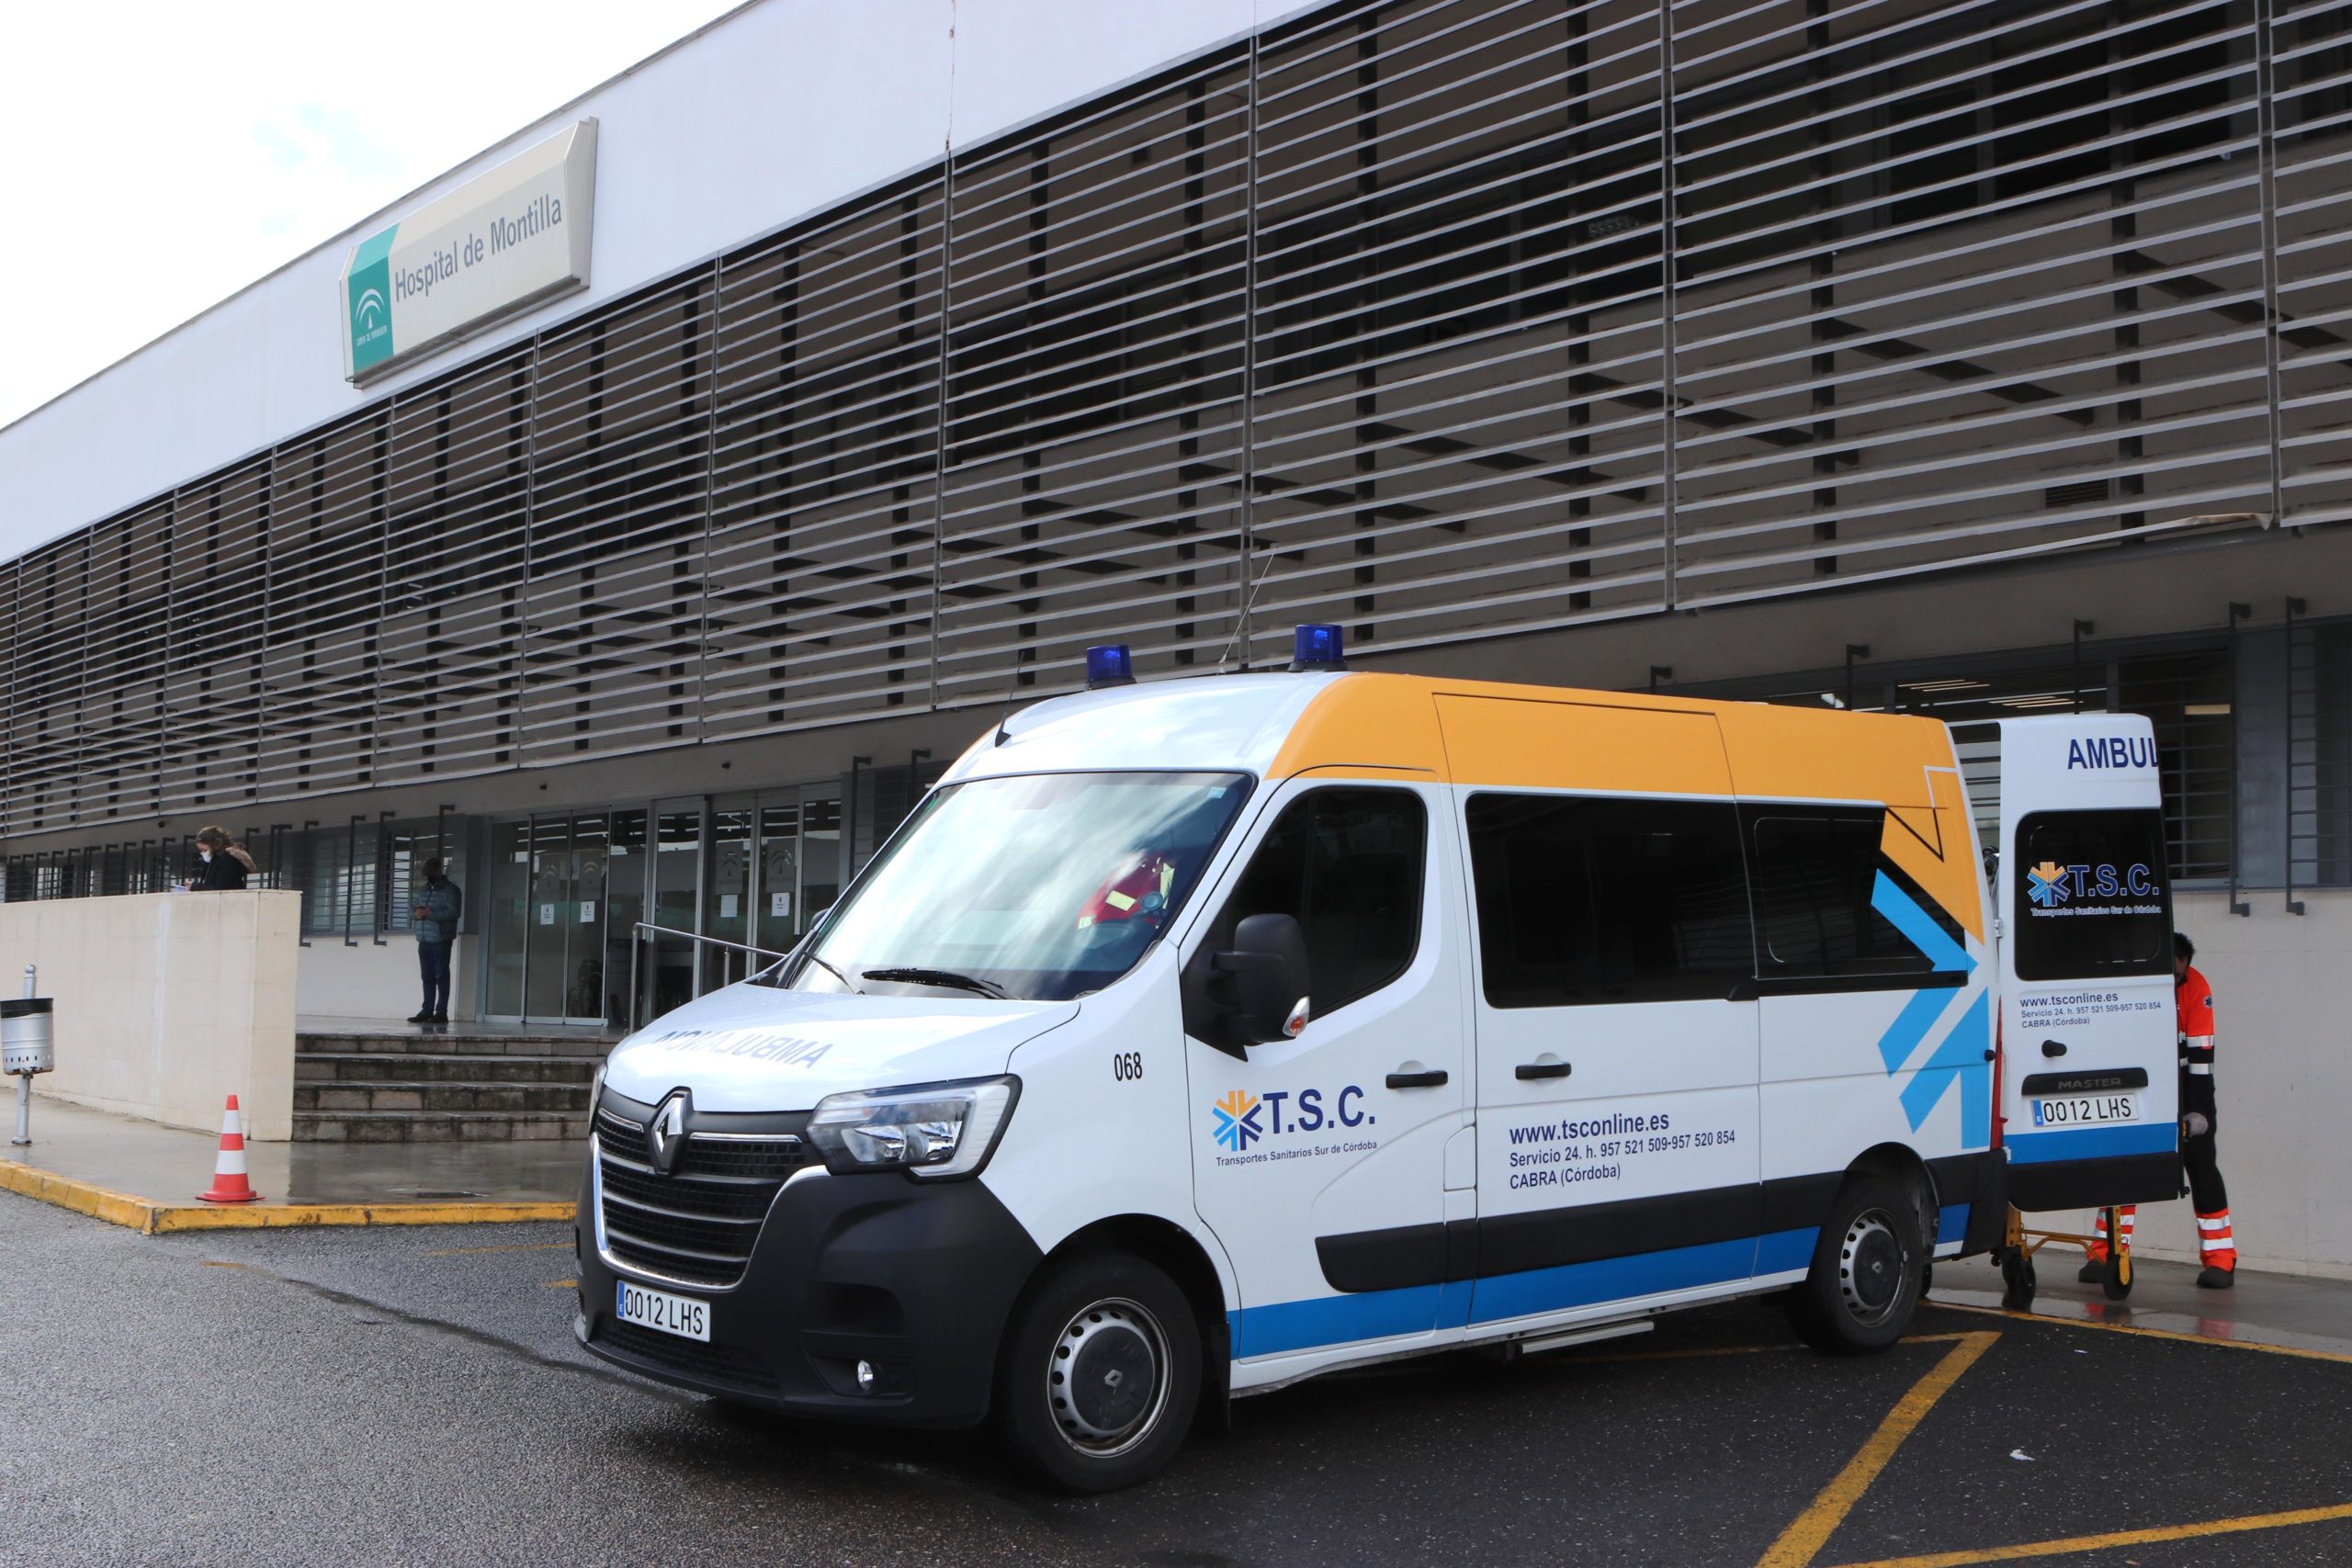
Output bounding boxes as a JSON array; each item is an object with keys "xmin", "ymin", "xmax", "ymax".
[{"xmin": 197, "ymin": 1094, "xmax": 263, "ymax": 1204}]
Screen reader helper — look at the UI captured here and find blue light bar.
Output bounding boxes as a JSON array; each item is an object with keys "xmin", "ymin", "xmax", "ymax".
[
  {"xmin": 1288, "ymin": 623, "xmax": 1347, "ymax": 672},
  {"xmin": 1085, "ymin": 644, "xmax": 1136, "ymax": 689}
]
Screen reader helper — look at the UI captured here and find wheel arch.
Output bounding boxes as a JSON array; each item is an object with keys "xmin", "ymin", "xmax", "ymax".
[
  {"xmin": 1041, "ymin": 1213, "xmax": 1233, "ymax": 1420},
  {"xmin": 1845, "ymin": 1142, "xmax": 1939, "ymax": 1237}
]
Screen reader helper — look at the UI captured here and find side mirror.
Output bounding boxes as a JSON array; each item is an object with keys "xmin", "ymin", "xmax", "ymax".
[{"xmin": 1183, "ymin": 912, "xmax": 1311, "ymax": 1057}]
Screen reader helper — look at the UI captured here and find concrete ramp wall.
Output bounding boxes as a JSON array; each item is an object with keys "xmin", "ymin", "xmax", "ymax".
[{"xmin": 0, "ymin": 891, "xmax": 300, "ymax": 1141}]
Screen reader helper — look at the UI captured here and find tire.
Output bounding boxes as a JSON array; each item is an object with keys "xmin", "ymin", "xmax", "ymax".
[
  {"xmin": 1788, "ymin": 1172, "xmax": 1928, "ymax": 1355},
  {"xmin": 997, "ymin": 1250, "xmax": 1201, "ymax": 1493},
  {"xmin": 2102, "ymin": 1235, "xmax": 2133, "ymax": 1302},
  {"xmin": 2000, "ymin": 1249, "xmax": 2037, "ymax": 1311}
]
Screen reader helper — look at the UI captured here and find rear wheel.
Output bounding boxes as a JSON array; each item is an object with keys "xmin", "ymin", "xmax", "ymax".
[
  {"xmin": 998, "ymin": 1250, "xmax": 1200, "ymax": 1493},
  {"xmin": 1789, "ymin": 1173, "xmax": 1928, "ymax": 1355}
]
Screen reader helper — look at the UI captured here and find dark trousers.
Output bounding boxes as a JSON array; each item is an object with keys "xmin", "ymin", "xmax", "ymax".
[
  {"xmin": 2182, "ymin": 1123, "xmax": 2229, "ymax": 1213},
  {"xmin": 418, "ymin": 941, "xmax": 453, "ymax": 1017}
]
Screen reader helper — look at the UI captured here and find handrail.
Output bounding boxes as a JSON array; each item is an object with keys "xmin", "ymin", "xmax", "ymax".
[{"xmin": 626, "ymin": 921, "xmax": 794, "ymax": 1034}]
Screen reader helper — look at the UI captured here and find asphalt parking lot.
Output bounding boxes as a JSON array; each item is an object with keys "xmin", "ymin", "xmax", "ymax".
[{"xmin": 5, "ymin": 1189, "xmax": 2348, "ymax": 1566}]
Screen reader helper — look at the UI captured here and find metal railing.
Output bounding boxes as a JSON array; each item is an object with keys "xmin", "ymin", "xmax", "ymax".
[{"xmin": 625, "ymin": 921, "xmax": 793, "ymax": 1035}]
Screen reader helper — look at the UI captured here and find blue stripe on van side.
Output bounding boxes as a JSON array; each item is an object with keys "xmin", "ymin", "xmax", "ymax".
[
  {"xmin": 1234, "ymin": 1212, "xmax": 1977, "ymax": 1361},
  {"xmin": 1234, "ymin": 1235, "xmax": 1772, "ymax": 1358},
  {"xmin": 1469, "ymin": 1236, "xmax": 1759, "ymax": 1325},
  {"xmin": 1755, "ymin": 1227, "xmax": 1816, "ymax": 1276},
  {"xmin": 1231, "ymin": 1283, "xmax": 1449, "ymax": 1357},
  {"xmin": 2007, "ymin": 1122, "xmax": 2177, "ymax": 1164}
]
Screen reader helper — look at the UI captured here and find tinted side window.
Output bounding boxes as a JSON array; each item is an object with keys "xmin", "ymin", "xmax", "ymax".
[
  {"xmin": 2013, "ymin": 808, "xmax": 2172, "ymax": 981},
  {"xmin": 1749, "ymin": 809, "xmax": 1939, "ymax": 979},
  {"xmin": 1466, "ymin": 795, "xmax": 1752, "ymax": 1008},
  {"xmin": 1215, "ymin": 788, "xmax": 1425, "ymax": 1015}
]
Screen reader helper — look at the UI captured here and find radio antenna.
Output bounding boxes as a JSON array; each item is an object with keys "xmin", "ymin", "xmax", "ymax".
[{"xmin": 1215, "ymin": 555, "xmax": 1277, "ymax": 673}]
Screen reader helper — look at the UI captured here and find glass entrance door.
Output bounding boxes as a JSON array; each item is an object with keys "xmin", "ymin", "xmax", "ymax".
[{"xmin": 485, "ymin": 810, "xmax": 621, "ymax": 1026}]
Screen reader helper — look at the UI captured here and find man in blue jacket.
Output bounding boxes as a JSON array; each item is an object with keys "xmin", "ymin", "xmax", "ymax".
[{"xmin": 409, "ymin": 859, "xmax": 464, "ymax": 1025}]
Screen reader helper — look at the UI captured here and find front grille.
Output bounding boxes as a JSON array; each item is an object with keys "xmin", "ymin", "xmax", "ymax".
[
  {"xmin": 595, "ymin": 1094, "xmax": 812, "ymax": 1288},
  {"xmin": 598, "ymin": 1319, "xmax": 780, "ymax": 1391}
]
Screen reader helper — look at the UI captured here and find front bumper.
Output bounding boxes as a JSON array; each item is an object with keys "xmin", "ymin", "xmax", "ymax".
[{"xmin": 575, "ymin": 1153, "xmax": 1042, "ymax": 1427}]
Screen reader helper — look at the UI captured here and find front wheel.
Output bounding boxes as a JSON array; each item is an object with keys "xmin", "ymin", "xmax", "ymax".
[
  {"xmin": 998, "ymin": 1250, "xmax": 1201, "ymax": 1493},
  {"xmin": 1788, "ymin": 1173, "xmax": 1928, "ymax": 1355}
]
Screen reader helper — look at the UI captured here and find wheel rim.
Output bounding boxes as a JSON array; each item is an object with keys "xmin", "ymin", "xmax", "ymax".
[
  {"xmin": 1838, "ymin": 1207, "xmax": 1909, "ymax": 1326},
  {"xmin": 1046, "ymin": 1296, "xmax": 1170, "ymax": 1459}
]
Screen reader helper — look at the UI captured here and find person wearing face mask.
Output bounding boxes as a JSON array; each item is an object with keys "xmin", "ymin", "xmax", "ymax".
[{"xmin": 183, "ymin": 828, "xmax": 256, "ymax": 890}]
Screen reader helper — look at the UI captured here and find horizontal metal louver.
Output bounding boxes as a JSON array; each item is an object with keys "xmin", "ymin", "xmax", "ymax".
[{"xmin": 6, "ymin": 0, "xmax": 2351, "ymax": 837}]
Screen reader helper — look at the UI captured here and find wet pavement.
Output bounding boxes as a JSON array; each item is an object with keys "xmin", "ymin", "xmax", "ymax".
[
  {"xmin": 4, "ymin": 1187, "xmax": 2348, "ymax": 1566},
  {"xmin": 3, "ymin": 1094, "xmax": 582, "ymax": 1206}
]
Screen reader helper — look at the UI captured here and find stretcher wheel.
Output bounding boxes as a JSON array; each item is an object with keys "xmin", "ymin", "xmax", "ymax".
[
  {"xmin": 2099, "ymin": 1212, "xmax": 2133, "ymax": 1301},
  {"xmin": 2000, "ymin": 1249, "xmax": 2037, "ymax": 1311}
]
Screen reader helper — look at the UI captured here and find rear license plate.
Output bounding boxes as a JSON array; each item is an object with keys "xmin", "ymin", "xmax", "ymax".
[
  {"xmin": 616, "ymin": 1280, "xmax": 710, "ymax": 1342},
  {"xmin": 2031, "ymin": 1092, "xmax": 2143, "ymax": 1128}
]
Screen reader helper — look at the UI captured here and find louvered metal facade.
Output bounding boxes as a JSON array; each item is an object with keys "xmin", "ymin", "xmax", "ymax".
[{"xmin": 8, "ymin": 0, "xmax": 2352, "ymax": 840}]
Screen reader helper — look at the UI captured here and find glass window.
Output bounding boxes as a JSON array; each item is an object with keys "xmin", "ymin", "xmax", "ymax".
[
  {"xmin": 1749, "ymin": 809, "xmax": 1940, "ymax": 979},
  {"xmin": 2012, "ymin": 809, "xmax": 2173, "ymax": 981},
  {"xmin": 1466, "ymin": 795, "xmax": 1751, "ymax": 1009},
  {"xmin": 1203, "ymin": 788, "xmax": 1426, "ymax": 1019},
  {"xmin": 785, "ymin": 772, "xmax": 1250, "ymax": 1003}
]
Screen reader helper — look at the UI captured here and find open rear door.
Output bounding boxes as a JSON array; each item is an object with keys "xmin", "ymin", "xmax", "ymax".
[{"xmin": 1996, "ymin": 716, "xmax": 2181, "ymax": 1211}]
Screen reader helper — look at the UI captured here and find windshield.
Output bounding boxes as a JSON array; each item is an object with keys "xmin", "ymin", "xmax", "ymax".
[{"xmin": 778, "ymin": 771, "xmax": 1252, "ymax": 1002}]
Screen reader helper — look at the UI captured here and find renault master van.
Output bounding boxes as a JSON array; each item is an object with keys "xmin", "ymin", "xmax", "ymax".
[{"xmin": 576, "ymin": 628, "xmax": 2181, "ymax": 1491}]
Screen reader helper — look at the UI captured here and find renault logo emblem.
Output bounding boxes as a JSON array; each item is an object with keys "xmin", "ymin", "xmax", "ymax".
[{"xmin": 647, "ymin": 1089, "xmax": 690, "ymax": 1175}]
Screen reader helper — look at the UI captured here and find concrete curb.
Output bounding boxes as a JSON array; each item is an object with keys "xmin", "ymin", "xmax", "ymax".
[{"xmin": 0, "ymin": 1161, "xmax": 573, "ymax": 1235}]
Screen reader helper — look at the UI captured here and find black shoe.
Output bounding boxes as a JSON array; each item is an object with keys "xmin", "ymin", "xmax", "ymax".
[
  {"xmin": 2077, "ymin": 1258, "xmax": 2105, "ymax": 1284},
  {"xmin": 2197, "ymin": 1266, "xmax": 2235, "ymax": 1290},
  {"xmin": 406, "ymin": 1010, "xmax": 433, "ymax": 1024},
  {"xmin": 427, "ymin": 1012, "xmax": 449, "ymax": 1025}
]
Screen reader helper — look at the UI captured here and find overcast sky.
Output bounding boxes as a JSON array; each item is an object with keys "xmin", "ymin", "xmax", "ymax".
[{"xmin": 0, "ymin": 1, "xmax": 743, "ymax": 430}]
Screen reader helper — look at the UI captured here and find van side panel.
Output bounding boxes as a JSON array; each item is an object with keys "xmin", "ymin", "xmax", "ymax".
[{"xmin": 1737, "ymin": 718, "xmax": 1999, "ymax": 1266}]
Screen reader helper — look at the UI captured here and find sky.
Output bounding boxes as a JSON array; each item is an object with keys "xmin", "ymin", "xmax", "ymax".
[{"xmin": 0, "ymin": 1, "xmax": 744, "ymax": 430}]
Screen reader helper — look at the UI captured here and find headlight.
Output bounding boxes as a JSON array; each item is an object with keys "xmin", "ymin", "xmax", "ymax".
[{"xmin": 806, "ymin": 1076, "xmax": 1019, "ymax": 1180}]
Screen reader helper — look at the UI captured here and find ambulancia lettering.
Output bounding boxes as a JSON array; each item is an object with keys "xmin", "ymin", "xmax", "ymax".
[{"xmin": 2065, "ymin": 735, "xmax": 2156, "ymax": 770}]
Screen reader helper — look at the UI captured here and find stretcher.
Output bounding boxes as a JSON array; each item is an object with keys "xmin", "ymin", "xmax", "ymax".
[{"xmin": 1996, "ymin": 1204, "xmax": 2132, "ymax": 1308}]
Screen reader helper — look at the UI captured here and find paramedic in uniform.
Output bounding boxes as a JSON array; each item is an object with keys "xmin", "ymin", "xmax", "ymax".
[{"xmin": 2081, "ymin": 931, "xmax": 2237, "ymax": 1289}]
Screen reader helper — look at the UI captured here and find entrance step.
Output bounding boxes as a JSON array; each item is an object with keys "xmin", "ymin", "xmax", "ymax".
[
  {"xmin": 296, "ymin": 1054, "xmax": 596, "ymax": 1086},
  {"xmin": 297, "ymin": 1031, "xmax": 613, "ymax": 1059},
  {"xmin": 295, "ymin": 1080, "xmax": 590, "ymax": 1115},
  {"xmin": 291, "ymin": 1028, "xmax": 613, "ymax": 1142},
  {"xmin": 292, "ymin": 1111, "xmax": 594, "ymax": 1144}
]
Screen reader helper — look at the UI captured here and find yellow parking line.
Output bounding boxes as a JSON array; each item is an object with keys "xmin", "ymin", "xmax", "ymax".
[
  {"xmin": 1755, "ymin": 1331, "xmax": 2001, "ymax": 1568},
  {"xmin": 1824, "ymin": 1499, "xmax": 2352, "ymax": 1568},
  {"xmin": 1932, "ymin": 1298, "xmax": 2352, "ymax": 1366},
  {"xmin": 548, "ymin": 1278, "xmax": 578, "ymax": 1289}
]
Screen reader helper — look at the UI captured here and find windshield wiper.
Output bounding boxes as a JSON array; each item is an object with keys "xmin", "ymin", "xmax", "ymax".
[
  {"xmin": 800, "ymin": 952, "xmax": 862, "ymax": 993},
  {"xmin": 859, "ymin": 965, "xmax": 1012, "ymax": 1000}
]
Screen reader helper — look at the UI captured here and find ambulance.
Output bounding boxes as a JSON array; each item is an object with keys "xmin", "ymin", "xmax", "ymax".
[{"xmin": 575, "ymin": 626, "xmax": 2181, "ymax": 1491}]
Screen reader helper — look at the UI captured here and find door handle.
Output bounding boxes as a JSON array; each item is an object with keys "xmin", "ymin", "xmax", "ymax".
[
  {"xmin": 1515, "ymin": 1060, "xmax": 1571, "ymax": 1080},
  {"xmin": 2041, "ymin": 1039, "xmax": 2068, "ymax": 1058},
  {"xmin": 1385, "ymin": 1069, "xmax": 1449, "ymax": 1089}
]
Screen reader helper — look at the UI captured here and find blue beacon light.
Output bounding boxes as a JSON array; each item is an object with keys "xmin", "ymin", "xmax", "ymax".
[
  {"xmin": 1085, "ymin": 644, "xmax": 1136, "ymax": 689},
  {"xmin": 1288, "ymin": 623, "xmax": 1347, "ymax": 672}
]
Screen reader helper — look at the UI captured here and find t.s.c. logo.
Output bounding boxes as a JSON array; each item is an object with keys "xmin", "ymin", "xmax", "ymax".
[
  {"xmin": 2026, "ymin": 860, "xmax": 2157, "ymax": 908},
  {"xmin": 1208, "ymin": 1085, "xmax": 1370, "ymax": 1151}
]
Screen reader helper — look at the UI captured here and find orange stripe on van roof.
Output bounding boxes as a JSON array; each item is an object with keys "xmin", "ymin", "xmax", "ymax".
[{"xmin": 1271, "ymin": 673, "xmax": 1984, "ymax": 939}]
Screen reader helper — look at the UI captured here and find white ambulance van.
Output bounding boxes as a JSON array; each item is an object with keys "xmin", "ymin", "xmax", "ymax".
[{"xmin": 576, "ymin": 628, "xmax": 2181, "ymax": 1491}]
